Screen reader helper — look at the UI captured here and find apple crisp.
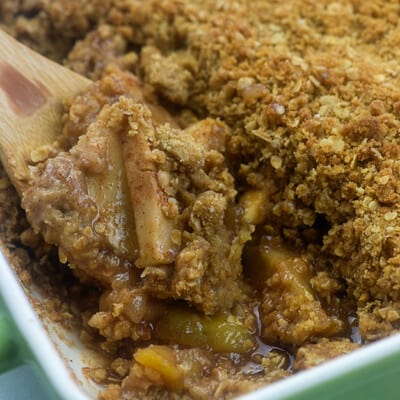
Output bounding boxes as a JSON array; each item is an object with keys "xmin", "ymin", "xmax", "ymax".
[{"xmin": 2, "ymin": 0, "xmax": 400, "ymax": 399}]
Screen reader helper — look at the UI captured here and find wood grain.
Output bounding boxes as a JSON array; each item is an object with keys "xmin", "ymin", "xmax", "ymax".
[{"xmin": 0, "ymin": 29, "xmax": 91, "ymax": 193}]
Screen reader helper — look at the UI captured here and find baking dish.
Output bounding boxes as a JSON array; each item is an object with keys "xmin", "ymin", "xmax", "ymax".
[{"xmin": 2, "ymin": 246, "xmax": 400, "ymax": 400}]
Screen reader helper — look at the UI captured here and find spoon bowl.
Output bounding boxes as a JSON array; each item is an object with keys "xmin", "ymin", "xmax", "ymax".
[{"xmin": 0, "ymin": 29, "xmax": 90, "ymax": 193}]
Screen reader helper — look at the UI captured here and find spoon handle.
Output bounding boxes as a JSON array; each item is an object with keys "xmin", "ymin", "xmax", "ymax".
[{"xmin": 0, "ymin": 29, "xmax": 90, "ymax": 193}]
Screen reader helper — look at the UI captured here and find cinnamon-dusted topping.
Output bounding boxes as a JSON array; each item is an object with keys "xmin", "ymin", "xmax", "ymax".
[{"xmin": 3, "ymin": 1, "xmax": 400, "ymax": 399}]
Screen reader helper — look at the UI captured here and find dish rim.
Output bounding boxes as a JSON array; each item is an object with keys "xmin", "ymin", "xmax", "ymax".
[{"xmin": 2, "ymin": 247, "xmax": 400, "ymax": 400}]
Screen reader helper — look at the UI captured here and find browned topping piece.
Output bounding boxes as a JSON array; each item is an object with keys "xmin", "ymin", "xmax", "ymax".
[{"xmin": 294, "ymin": 339, "xmax": 360, "ymax": 370}]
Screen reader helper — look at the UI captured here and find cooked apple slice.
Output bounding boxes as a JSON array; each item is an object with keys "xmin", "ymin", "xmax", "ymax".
[
  {"xmin": 245, "ymin": 241, "xmax": 342, "ymax": 345},
  {"xmin": 118, "ymin": 99, "xmax": 178, "ymax": 267}
]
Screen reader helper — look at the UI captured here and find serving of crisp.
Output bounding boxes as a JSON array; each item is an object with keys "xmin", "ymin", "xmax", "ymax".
[{"xmin": 1, "ymin": 1, "xmax": 400, "ymax": 399}]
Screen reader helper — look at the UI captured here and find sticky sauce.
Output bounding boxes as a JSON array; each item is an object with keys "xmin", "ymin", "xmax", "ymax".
[
  {"xmin": 0, "ymin": 62, "xmax": 48, "ymax": 116},
  {"xmin": 238, "ymin": 305, "xmax": 294, "ymax": 376}
]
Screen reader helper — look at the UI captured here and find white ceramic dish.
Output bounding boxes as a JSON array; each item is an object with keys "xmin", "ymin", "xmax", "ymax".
[
  {"xmin": 2, "ymin": 247, "xmax": 400, "ymax": 400},
  {"xmin": 0, "ymin": 249, "xmax": 90, "ymax": 400}
]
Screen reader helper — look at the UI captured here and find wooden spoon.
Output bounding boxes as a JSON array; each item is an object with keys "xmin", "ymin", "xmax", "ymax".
[{"xmin": 0, "ymin": 29, "xmax": 91, "ymax": 194}]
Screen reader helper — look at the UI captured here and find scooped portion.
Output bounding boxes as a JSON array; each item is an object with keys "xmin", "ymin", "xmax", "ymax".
[
  {"xmin": 22, "ymin": 68, "xmax": 253, "ymax": 315},
  {"xmin": 19, "ymin": 67, "xmax": 345, "ymax": 398}
]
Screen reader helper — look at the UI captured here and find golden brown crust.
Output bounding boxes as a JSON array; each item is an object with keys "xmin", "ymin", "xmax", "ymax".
[
  {"xmin": 4, "ymin": 0, "xmax": 400, "ymax": 399},
  {"xmin": 294, "ymin": 339, "xmax": 360, "ymax": 371}
]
